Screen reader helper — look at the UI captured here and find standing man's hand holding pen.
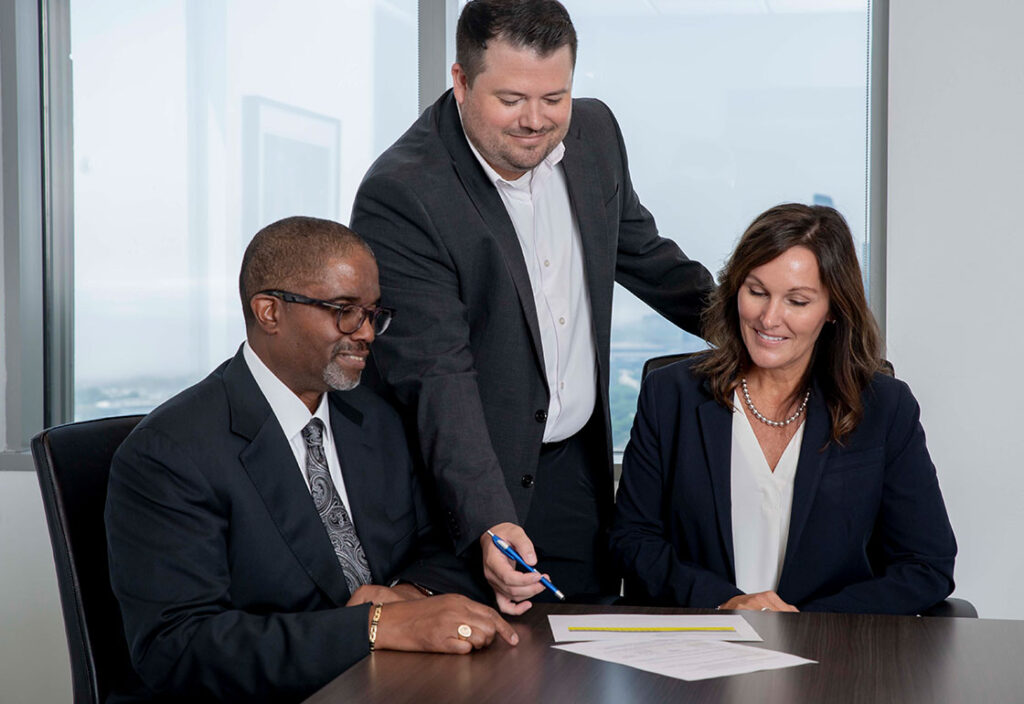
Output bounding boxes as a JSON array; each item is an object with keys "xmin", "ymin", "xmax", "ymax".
[{"xmin": 481, "ymin": 522, "xmax": 547, "ymax": 615}]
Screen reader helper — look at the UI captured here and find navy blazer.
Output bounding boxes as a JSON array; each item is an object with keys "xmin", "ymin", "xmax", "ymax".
[
  {"xmin": 105, "ymin": 347, "xmax": 486, "ymax": 702},
  {"xmin": 609, "ymin": 357, "xmax": 957, "ymax": 614}
]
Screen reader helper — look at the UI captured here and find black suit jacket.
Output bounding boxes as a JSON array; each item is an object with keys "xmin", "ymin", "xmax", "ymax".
[
  {"xmin": 351, "ymin": 90, "xmax": 714, "ymax": 552},
  {"xmin": 609, "ymin": 358, "xmax": 957, "ymax": 614},
  {"xmin": 105, "ymin": 348, "xmax": 484, "ymax": 702}
]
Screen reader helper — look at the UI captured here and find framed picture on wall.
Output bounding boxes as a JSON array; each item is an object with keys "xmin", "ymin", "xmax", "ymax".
[{"xmin": 242, "ymin": 96, "xmax": 341, "ymax": 238}]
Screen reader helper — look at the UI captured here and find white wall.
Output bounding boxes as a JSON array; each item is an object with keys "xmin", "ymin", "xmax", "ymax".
[
  {"xmin": 0, "ymin": 472, "xmax": 73, "ymax": 704},
  {"xmin": 887, "ymin": 0, "xmax": 1024, "ymax": 619}
]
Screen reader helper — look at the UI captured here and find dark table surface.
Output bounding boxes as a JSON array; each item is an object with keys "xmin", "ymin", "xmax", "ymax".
[{"xmin": 304, "ymin": 603, "xmax": 1024, "ymax": 703}]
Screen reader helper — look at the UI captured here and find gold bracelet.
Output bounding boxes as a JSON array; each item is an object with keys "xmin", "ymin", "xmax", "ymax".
[{"xmin": 369, "ymin": 603, "xmax": 383, "ymax": 652}]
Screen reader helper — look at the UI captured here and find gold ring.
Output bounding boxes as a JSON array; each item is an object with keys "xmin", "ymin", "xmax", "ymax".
[{"xmin": 457, "ymin": 624, "xmax": 473, "ymax": 640}]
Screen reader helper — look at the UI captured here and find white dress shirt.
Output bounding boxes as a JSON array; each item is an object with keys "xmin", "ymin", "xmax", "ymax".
[
  {"xmin": 463, "ymin": 129, "xmax": 597, "ymax": 442},
  {"xmin": 242, "ymin": 342, "xmax": 356, "ymax": 526},
  {"xmin": 729, "ymin": 392, "xmax": 804, "ymax": 594}
]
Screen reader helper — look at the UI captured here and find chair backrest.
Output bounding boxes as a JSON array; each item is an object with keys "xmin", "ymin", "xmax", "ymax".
[
  {"xmin": 31, "ymin": 415, "xmax": 144, "ymax": 704},
  {"xmin": 641, "ymin": 352, "xmax": 702, "ymax": 382}
]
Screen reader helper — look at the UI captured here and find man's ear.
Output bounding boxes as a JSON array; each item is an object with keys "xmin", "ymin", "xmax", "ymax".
[
  {"xmin": 250, "ymin": 293, "xmax": 282, "ymax": 334},
  {"xmin": 451, "ymin": 62, "xmax": 469, "ymax": 103}
]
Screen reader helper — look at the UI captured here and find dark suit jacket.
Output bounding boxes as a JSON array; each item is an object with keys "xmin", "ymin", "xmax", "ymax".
[
  {"xmin": 609, "ymin": 358, "xmax": 957, "ymax": 614},
  {"xmin": 105, "ymin": 348, "xmax": 485, "ymax": 702},
  {"xmin": 350, "ymin": 90, "xmax": 714, "ymax": 552}
]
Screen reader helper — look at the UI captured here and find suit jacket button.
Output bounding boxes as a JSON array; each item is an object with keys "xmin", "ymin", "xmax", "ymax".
[
  {"xmin": 521, "ymin": 474, "xmax": 535, "ymax": 488},
  {"xmin": 534, "ymin": 409, "xmax": 547, "ymax": 423}
]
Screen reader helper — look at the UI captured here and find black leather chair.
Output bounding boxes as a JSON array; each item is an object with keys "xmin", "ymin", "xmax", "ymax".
[
  {"xmin": 641, "ymin": 351, "xmax": 701, "ymax": 381},
  {"xmin": 32, "ymin": 415, "xmax": 145, "ymax": 704},
  {"xmin": 920, "ymin": 598, "xmax": 977, "ymax": 618},
  {"xmin": 638, "ymin": 353, "xmax": 976, "ymax": 618}
]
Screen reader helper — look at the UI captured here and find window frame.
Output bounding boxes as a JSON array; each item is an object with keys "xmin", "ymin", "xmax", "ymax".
[{"xmin": 1, "ymin": 0, "xmax": 46, "ymax": 467}]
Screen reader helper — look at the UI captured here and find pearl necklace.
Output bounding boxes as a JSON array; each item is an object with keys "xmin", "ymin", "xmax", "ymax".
[{"xmin": 740, "ymin": 378, "xmax": 810, "ymax": 428}]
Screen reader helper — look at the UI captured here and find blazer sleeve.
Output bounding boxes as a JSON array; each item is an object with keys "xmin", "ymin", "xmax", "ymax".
[
  {"xmin": 609, "ymin": 378, "xmax": 743, "ymax": 607},
  {"xmin": 391, "ymin": 433, "xmax": 492, "ymax": 603},
  {"xmin": 600, "ymin": 103, "xmax": 715, "ymax": 336},
  {"xmin": 106, "ymin": 429, "xmax": 372, "ymax": 702},
  {"xmin": 350, "ymin": 175, "xmax": 518, "ymax": 554},
  {"xmin": 799, "ymin": 381, "xmax": 957, "ymax": 614}
]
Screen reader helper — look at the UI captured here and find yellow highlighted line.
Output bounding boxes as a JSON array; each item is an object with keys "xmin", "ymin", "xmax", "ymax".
[{"xmin": 566, "ymin": 626, "xmax": 736, "ymax": 633}]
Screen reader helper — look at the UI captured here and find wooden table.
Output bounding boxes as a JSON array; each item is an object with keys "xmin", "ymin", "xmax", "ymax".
[{"xmin": 304, "ymin": 603, "xmax": 1024, "ymax": 703}]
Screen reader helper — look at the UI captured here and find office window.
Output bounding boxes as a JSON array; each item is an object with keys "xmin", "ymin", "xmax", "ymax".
[
  {"xmin": 71, "ymin": 0, "xmax": 418, "ymax": 420},
  {"xmin": 67, "ymin": 1, "xmax": 871, "ymax": 435},
  {"xmin": 561, "ymin": 1, "xmax": 871, "ymax": 450}
]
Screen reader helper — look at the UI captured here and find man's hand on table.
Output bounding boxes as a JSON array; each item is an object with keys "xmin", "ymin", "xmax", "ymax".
[
  {"xmin": 371, "ymin": 593, "xmax": 519, "ymax": 654},
  {"xmin": 719, "ymin": 590, "xmax": 799, "ymax": 612}
]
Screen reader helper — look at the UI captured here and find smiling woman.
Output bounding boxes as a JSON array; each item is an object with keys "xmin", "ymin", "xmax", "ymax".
[
  {"xmin": 698, "ymin": 204, "xmax": 882, "ymax": 445},
  {"xmin": 610, "ymin": 203, "xmax": 958, "ymax": 616}
]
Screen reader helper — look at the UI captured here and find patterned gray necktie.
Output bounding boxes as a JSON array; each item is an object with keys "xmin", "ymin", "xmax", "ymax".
[{"xmin": 301, "ymin": 418, "xmax": 372, "ymax": 594}]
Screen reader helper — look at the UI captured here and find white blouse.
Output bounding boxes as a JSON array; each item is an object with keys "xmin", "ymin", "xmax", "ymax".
[{"xmin": 730, "ymin": 391, "xmax": 805, "ymax": 594}]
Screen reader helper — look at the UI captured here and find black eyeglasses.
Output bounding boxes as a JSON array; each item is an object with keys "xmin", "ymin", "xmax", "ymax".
[{"xmin": 258, "ymin": 290, "xmax": 395, "ymax": 335}]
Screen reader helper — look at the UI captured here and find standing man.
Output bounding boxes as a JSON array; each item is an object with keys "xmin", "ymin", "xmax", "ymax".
[
  {"xmin": 351, "ymin": 0, "xmax": 713, "ymax": 613},
  {"xmin": 106, "ymin": 217, "xmax": 515, "ymax": 702}
]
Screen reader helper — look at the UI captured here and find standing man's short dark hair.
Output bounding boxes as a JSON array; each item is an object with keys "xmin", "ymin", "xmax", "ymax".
[
  {"xmin": 105, "ymin": 216, "xmax": 515, "ymax": 701},
  {"xmin": 456, "ymin": 0, "xmax": 577, "ymax": 84},
  {"xmin": 351, "ymin": 0, "xmax": 714, "ymax": 614}
]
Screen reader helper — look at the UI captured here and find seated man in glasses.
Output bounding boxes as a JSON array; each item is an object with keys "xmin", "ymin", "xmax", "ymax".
[{"xmin": 105, "ymin": 216, "xmax": 516, "ymax": 703}]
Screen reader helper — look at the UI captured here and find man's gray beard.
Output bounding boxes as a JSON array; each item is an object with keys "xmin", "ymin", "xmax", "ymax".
[{"xmin": 323, "ymin": 362, "xmax": 360, "ymax": 392}]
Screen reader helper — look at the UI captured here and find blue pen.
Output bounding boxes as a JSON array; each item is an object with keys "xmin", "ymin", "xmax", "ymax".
[{"xmin": 487, "ymin": 530, "xmax": 565, "ymax": 601}]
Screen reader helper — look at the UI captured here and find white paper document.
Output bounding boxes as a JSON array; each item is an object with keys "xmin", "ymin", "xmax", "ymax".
[
  {"xmin": 548, "ymin": 614, "xmax": 762, "ymax": 642},
  {"xmin": 553, "ymin": 638, "xmax": 816, "ymax": 681}
]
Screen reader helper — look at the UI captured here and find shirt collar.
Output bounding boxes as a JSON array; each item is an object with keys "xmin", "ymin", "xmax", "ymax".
[
  {"xmin": 242, "ymin": 341, "xmax": 330, "ymax": 441},
  {"xmin": 456, "ymin": 102, "xmax": 566, "ymax": 191}
]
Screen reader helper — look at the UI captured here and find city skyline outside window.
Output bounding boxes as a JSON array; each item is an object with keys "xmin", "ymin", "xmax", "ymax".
[{"xmin": 562, "ymin": 1, "xmax": 869, "ymax": 449}]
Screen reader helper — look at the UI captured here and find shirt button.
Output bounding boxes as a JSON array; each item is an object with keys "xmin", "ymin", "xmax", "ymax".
[
  {"xmin": 559, "ymin": 316, "xmax": 566, "ymax": 325},
  {"xmin": 560, "ymin": 381, "xmax": 565, "ymax": 390},
  {"xmin": 534, "ymin": 409, "xmax": 547, "ymax": 423},
  {"xmin": 544, "ymin": 259, "xmax": 550, "ymax": 267},
  {"xmin": 521, "ymin": 474, "xmax": 535, "ymax": 488}
]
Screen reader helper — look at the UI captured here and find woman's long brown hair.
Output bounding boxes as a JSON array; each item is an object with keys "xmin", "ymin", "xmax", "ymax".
[{"xmin": 694, "ymin": 203, "xmax": 889, "ymax": 445}]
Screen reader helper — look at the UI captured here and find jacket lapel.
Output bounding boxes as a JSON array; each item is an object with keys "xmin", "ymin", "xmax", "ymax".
[
  {"xmin": 436, "ymin": 91, "xmax": 546, "ymax": 378},
  {"xmin": 560, "ymin": 122, "xmax": 612, "ymax": 354},
  {"xmin": 224, "ymin": 349, "xmax": 352, "ymax": 606},
  {"xmin": 697, "ymin": 390, "xmax": 737, "ymax": 581},
  {"xmin": 778, "ymin": 378, "xmax": 833, "ymax": 587}
]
